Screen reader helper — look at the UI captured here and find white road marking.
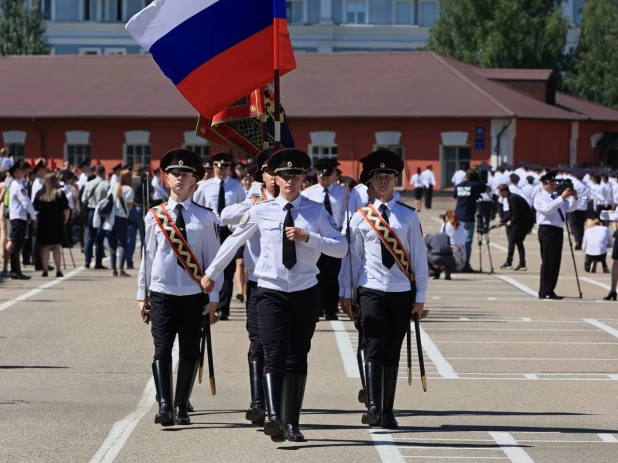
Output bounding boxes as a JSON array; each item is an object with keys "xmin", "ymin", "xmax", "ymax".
[
  {"xmin": 331, "ymin": 320, "xmax": 360, "ymax": 378},
  {"xmin": 608, "ymin": 374, "xmax": 618, "ymax": 380},
  {"xmin": 522, "ymin": 317, "xmax": 532, "ymax": 322},
  {"xmin": 460, "ymin": 317, "xmax": 471, "ymax": 321},
  {"xmin": 446, "ymin": 357, "xmax": 618, "ymax": 361},
  {"xmin": 497, "ymin": 276, "xmax": 537, "ymax": 297},
  {"xmin": 413, "ymin": 322, "xmax": 459, "ymax": 379},
  {"xmin": 432, "ymin": 296, "xmax": 441, "ymax": 300},
  {"xmin": 435, "ymin": 341, "xmax": 618, "ymax": 345},
  {"xmin": 370, "ymin": 430, "xmax": 406, "ymax": 463},
  {"xmin": 402, "ymin": 457, "xmax": 508, "ymax": 460},
  {"xmin": 490, "ymin": 242, "xmax": 509, "ymax": 252},
  {"xmin": 488, "ymin": 297, "xmax": 497, "ymax": 301},
  {"xmin": 581, "ymin": 277, "xmax": 611, "ymax": 290},
  {"xmin": 489, "ymin": 432, "xmax": 535, "ymax": 463},
  {"xmin": 598, "ymin": 434, "xmax": 618, "ymax": 443},
  {"xmin": 89, "ymin": 342, "xmax": 179, "ymax": 463},
  {"xmin": 523, "ymin": 374, "xmax": 538, "ymax": 380},
  {"xmin": 0, "ymin": 266, "xmax": 86, "ymax": 312},
  {"xmin": 584, "ymin": 319, "xmax": 618, "ymax": 339}
]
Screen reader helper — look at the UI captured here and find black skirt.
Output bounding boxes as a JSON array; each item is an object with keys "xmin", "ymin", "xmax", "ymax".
[
  {"xmin": 612, "ymin": 238, "xmax": 618, "ymax": 260},
  {"xmin": 414, "ymin": 187, "xmax": 425, "ymax": 200}
]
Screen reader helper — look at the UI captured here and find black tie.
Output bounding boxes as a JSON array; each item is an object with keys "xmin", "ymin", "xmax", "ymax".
[
  {"xmin": 218, "ymin": 180, "xmax": 225, "ymax": 215},
  {"xmin": 174, "ymin": 204, "xmax": 187, "ymax": 269},
  {"xmin": 379, "ymin": 204, "xmax": 395, "ymax": 269},
  {"xmin": 323, "ymin": 188, "xmax": 333, "ymax": 216},
  {"xmin": 283, "ymin": 203, "xmax": 297, "ymax": 270}
]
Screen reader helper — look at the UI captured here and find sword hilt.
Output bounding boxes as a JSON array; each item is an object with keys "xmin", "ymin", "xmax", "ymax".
[
  {"xmin": 198, "ymin": 365, "xmax": 203, "ymax": 384},
  {"xmin": 210, "ymin": 377, "xmax": 216, "ymax": 396},
  {"xmin": 421, "ymin": 376, "xmax": 427, "ymax": 392},
  {"xmin": 408, "ymin": 367, "xmax": 412, "ymax": 386}
]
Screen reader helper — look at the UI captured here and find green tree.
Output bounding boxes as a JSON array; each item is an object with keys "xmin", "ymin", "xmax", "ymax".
[
  {"xmin": 428, "ymin": 0, "xmax": 567, "ymax": 72},
  {"xmin": 0, "ymin": 0, "xmax": 49, "ymax": 55},
  {"xmin": 566, "ymin": 0, "xmax": 618, "ymax": 109}
]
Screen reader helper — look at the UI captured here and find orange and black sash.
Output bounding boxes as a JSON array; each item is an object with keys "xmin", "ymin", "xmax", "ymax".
[
  {"xmin": 251, "ymin": 188, "xmax": 268, "ymax": 204},
  {"xmin": 150, "ymin": 204, "xmax": 204, "ymax": 283},
  {"xmin": 358, "ymin": 203, "xmax": 415, "ymax": 281}
]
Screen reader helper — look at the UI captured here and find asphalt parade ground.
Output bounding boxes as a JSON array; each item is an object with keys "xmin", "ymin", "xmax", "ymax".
[{"xmin": 1, "ymin": 198, "xmax": 617, "ymax": 463}]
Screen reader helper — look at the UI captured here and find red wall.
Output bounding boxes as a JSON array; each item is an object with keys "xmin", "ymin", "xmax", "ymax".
[
  {"xmin": 514, "ymin": 119, "xmax": 571, "ymax": 167},
  {"xmin": 577, "ymin": 121, "xmax": 618, "ymax": 166}
]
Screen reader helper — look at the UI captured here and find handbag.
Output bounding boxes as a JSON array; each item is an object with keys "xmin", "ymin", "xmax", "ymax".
[{"xmin": 99, "ymin": 192, "xmax": 114, "ymax": 218}]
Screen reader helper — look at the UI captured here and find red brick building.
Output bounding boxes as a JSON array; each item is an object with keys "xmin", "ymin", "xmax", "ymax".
[{"xmin": 1, "ymin": 52, "xmax": 617, "ymax": 190}]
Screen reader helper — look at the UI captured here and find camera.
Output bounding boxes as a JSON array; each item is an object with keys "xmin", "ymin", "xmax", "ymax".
[
  {"xmin": 438, "ymin": 214, "xmax": 446, "ymax": 221},
  {"xmin": 475, "ymin": 199, "xmax": 492, "ymax": 234},
  {"xmin": 555, "ymin": 178, "xmax": 574, "ymax": 195}
]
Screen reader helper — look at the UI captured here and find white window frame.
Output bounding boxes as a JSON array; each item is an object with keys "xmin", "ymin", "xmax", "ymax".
[
  {"xmin": 124, "ymin": 144, "xmax": 152, "ymax": 168},
  {"xmin": 392, "ymin": 0, "xmax": 414, "ymax": 25},
  {"xmin": 343, "ymin": 0, "xmax": 369, "ymax": 25},
  {"xmin": 42, "ymin": 0, "xmax": 56, "ymax": 21},
  {"xmin": 104, "ymin": 47, "xmax": 127, "ymax": 55},
  {"xmin": 183, "ymin": 145, "xmax": 210, "ymax": 157},
  {"xmin": 419, "ymin": 0, "xmax": 440, "ymax": 27},
  {"xmin": 64, "ymin": 144, "xmax": 92, "ymax": 166},
  {"xmin": 79, "ymin": 47, "xmax": 101, "ymax": 55},
  {"xmin": 308, "ymin": 144, "xmax": 338, "ymax": 163},
  {"xmin": 373, "ymin": 144, "xmax": 406, "ymax": 191},
  {"xmin": 440, "ymin": 145, "xmax": 471, "ymax": 188},
  {"xmin": 285, "ymin": 0, "xmax": 307, "ymax": 24},
  {"xmin": 5, "ymin": 143, "xmax": 26, "ymax": 161}
]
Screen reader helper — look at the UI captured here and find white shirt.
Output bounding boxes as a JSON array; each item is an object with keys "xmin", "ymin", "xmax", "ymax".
[
  {"xmin": 31, "ymin": 177, "xmax": 44, "ymax": 203},
  {"xmin": 411, "ymin": 173, "xmax": 425, "ymax": 188},
  {"xmin": 582, "ymin": 225, "xmax": 613, "ymax": 256},
  {"xmin": 522, "ymin": 184, "xmax": 535, "ymax": 205},
  {"xmin": 573, "ymin": 179, "xmax": 591, "ymax": 211},
  {"xmin": 137, "ymin": 197, "xmax": 223, "ymax": 302},
  {"xmin": 420, "ymin": 169, "xmax": 436, "ymax": 188},
  {"xmin": 109, "ymin": 174, "xmax": 120, "ymax": 190},
  {"xmin": 339, "ymin": 197, "xmax": 428, "ymax": 303},
  {"xmin": 193, "ymin": 176, "xmax": 245, "ymax": 223},
  {"xmin": 78, "ymin": 172, "xmax": 89, "ymax": 189},
  {"xmin": 440, "ymin": 221, "xmax": 466, "ymax": 246},
  {"xmin": 597, "ymin": 182, "xmax": 614, "ymax": 206},
  {"xmin": 509, "ymin": 184, "xmax": 531, "ymax": 206},
  {"xmin": 9, "ymin": 179, "xmax": 36, "ymax": 221},
  {"xmin": 534, "ymin": 190, "xmax": 577, "ymax": 228},
  {"xmin": 151, "ymin": 175, "xmax": 168, "ymax": 201},
  {"xmin": 62, "ymin": 183, "xmax": 75, "ymax": 210},
  {"xmin": 205, "ymin": 194, "xmax": 347, "ymax": 293},
  {"xmin": 301, "ymin": 181, "xmax": 346, "ymax": 229},
  {"xmin": 221, "ymin": 188, "xmax": 275, "ymax": 282},
  {"xmin": 451, "ymin": 170, "xmax": 466, "ymax": 186},
  {"xmin": 113, "ymin": 184, "xmax": 134, "ymax": 219},
  {"xmin": 0, "ymin": 157, "xmax": 14, "ymax": 170}
]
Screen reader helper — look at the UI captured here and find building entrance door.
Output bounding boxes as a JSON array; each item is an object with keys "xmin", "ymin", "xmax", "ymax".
[{"xmin": 441, "ymin": 146, "xmax": 470, "ymax": 187}]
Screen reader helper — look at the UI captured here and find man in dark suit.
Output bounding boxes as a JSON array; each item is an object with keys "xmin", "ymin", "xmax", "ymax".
[{"xmin": 496, "ymin": 184, "xmax": 534, "ymax": 271}]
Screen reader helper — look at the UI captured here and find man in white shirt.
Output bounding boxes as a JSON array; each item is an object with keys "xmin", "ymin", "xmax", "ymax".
[
  {"xmin": 77, "ymin": 160, "xmax": 91, "ymax": 190},
  {"xmin": 0, "ymin": 148, "xmax": 14, "ymax": 172},
  {"xmin": 451, "ymin": 164, "xmax": 467, "ymax": 187},
  {"xmin": 569, "ymin": 169, "xmax": 592, "ymax": 250},
  {"xmin": 7, "ymin": 161, "xmax": 36, "ymax": 279},
  {"xmin": 302, "ymin": 158, "xmax": 346, "ymax": 320},
  {"xmin": 82, "ymin": 165, "xmax": 110, "ymax": 269},
  {"xmin": 193, "ymin": 152, "xmax": 245, "ymax": 321},
  {"xmin": 201, "ymin": 149, "xmax": 347, "ymax": 442},
  {"xmin": 534, "ymin": 171, "xmax": 578, "ymax": 299},
  {"xmin": 109, "ymin": 163, "xmax": 122, "ymax": 189},
  {"xmin": 420, "ymin": 165, "xmax": 436, "ymax": 209},
  {"xmin": 150, "ymin": 167, "xmax": 168, "ymax": 207}
]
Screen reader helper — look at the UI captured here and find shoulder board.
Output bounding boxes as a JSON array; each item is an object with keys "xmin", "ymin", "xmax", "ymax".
[
  {"xmin": 397, "ymin": 201, "xmax": 416, "ymax": 211},
  {"xmin": 255, "ymin": 198, "xmax": 275, "ymax": 205},
  {"xmin": 301, "ymin": 196, "xmax": 320, "ymax": 205},
  {"xmin": 191, "ymin": 201, "xmax": 212, "ymax": 212}
]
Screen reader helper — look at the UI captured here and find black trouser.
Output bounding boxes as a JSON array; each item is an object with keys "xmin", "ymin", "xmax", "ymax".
[
  {"xmin": 538, "ymin": 225, "xmax": 563, "ymax": 298},
  {"xmin": 256, "ymin": 285, "xmax": 320, "ymax": 375},
  {"xmin": 424, "ymin": 185, "xmax": 433, "ymax": 209},
  {"xmin": 568, "ymin": 210, "xmax": 586, "ymax": 248},
  {"xmin": 506, "ymin": 225, "xmax": 527, "ymax": 266},
  {"xmin": 245, "ymin": 280, "xmax": 263, "ymax": 362},
  {"xmin": 585, "ymin": 254, "xmax": 609, "ymax": 272},
  {"xmin": 316, "ymin": 254, "xmax": 341, "ymax": 318},
  {"xmin": 358, "ymin": 287, "xmax": 413, "ymax": 366},
  {"xmin": 150, "ymin": 291, "xmax": 206, "ymax": 363},
  {"xmin": 9, "ymin": 219, "xmax": 27, "ymax": 274},
  {"xmin": 218, "ymin": 226, "xmax": 236, "ymax": 316}
]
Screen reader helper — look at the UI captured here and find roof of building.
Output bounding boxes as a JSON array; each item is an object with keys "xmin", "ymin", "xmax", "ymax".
[{"xmin": 0, "ymin": 52, "xmax": 616, "ymax": 122}]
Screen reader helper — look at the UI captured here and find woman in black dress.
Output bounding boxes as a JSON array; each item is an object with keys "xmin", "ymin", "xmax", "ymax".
[{"xmin": 33, "ymin": 173, "xmax": 70, "ymax": 277}]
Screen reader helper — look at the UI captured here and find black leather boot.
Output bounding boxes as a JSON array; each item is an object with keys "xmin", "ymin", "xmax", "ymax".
[
  {"xmin": 174, "ymin": 360, "xmax": 198, "ymax": 425},
  {"xmin": 246, "ymin": 359, "xmax": 266, "ymax": 425},
  {"xmin": 361, "ymin": 361, "xmax": 383, "ymax": 426},
  {"xmin": 152, "ymin": 360, "xmax": 174, "ymax": 426},
  {"xmin": 357, "ymin": 348, "xmax": 367, "ymax": 406},
  {"xmin": 263, "ymin": 372, "xmax": 285, "ymax": 442},
  {"xmin": 382, "ymin": 365, "xmax": 399, "ymax": 429},
  {"xmin": 283, "ymin": 373, "xmax": 307, "ymax": 442}
]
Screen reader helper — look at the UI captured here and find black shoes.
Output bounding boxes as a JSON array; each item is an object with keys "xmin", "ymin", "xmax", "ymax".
[
  {"xmin": 174, "ymin": 360, "xmax": 198, "ymax": 425},
  {"xmin": 514, "ymin": 264, "xmax": 527, "ymax": 271},
  {"xmin": 236, "ymin": 293, "xmax": 245, "ymax": 303},
  {"xmin": 94, "ymin": 264, "xmax": 108, "ymax": 270},
  {"xmin": 539, "ymin": 293, "xmax": 563, "ymax": 300},
  {"xmin": 361, "ymin": 361, "xmax": 383, "ymax": 426},
  {"xmin": 216, "ymin": 310, "xmax": 229, "ymax": 321},
  {"xmin": 283, "ymin": 373, "xmax": 307, "ymax": 442},
  {"xmin": 152, "ymin": 360, "xmax": 174, "ymax": 426},
  {"xmin": 382, "ymin": 366, "xmax": 399, "ymax": 429},
  {"xmin": 604, "ymin": 291, "xmax": 617, "ymax": 301},
  {"xmin": 10, "ymin": 273, "xmax": 31, "ymax": 280},
  {"xmin": 263, "ymin": 372, "xmax": 285, "ymax": 442},
  {"xmin": 357, "ymin": 349, "xmax": 368, "ymax": 407},
  {"xmin": 246, "ymin": 359, "xmax": 266, "ymax": 425},
  {"xmin": 500, "ymin": 262, "xmax": 513, "ymax": 270},
  {"xmin": 41, "ymin": 271, "xmax": 48, "ymax": 277},
  {"xmin": 56, "ymin": 271, "xmax": 64, "ymax": 278}
]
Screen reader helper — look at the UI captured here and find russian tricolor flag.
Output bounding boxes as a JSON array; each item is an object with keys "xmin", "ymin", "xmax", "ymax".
[{"xmin": 126, "ymin": 0, "xmax": 296, "ymax": 119}]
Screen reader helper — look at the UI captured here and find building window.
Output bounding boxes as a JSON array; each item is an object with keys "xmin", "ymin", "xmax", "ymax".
[
  {"xmin": 104, "ymin": 48, "xmax": 127, "ymax": 55},
  {"xmin": 346, "ymin": 0, "xmax": 366, "ymax": 24},
  {"xmin": 42, "ymin": 0, "xmax": 52, "ymax": 20},
  {"xmin": 309, "ymin": 144, "xmax": 338, "ymax": 163},
  {"xmin": 79, "ymin": 47, "xmax": 101, "ymax": 55},
  {"xmin": 184, "ymin": 145, "xmax": 210, "ymax": 157},
  {"xmin": 420, "ymin": 0, "xmax": 438, "ymax": 27},
  {"xmin": 83, "ymin": 0, "xmax": 92, "ymax": 20},
  {"xmin": 285, "ymin": 0, "xmax": 304, "ymax": 24},
  {"xmin": 65, "ymin": 144, "xmax": 92, "ymax": 167},
  {"xmin": 374, "ymin": 144, "xmax": 405, "ymax": 189},
  {"xmin": 5, "ymin": 143, "xmax": 25, "ymax": 161},
  {"xmin": 441, "ymin": 146, "xmax": 470, "ymax": 187},
  {"xmin": 394, "ymin": 1, "xmax": 413, "ymax": 25},
  {"xmin": 101, "ymin": 0, "xmax": 124, "ymax": 22},
  {"xmin": 125, "ymin": 144, "xmax": 151, "ymax": 168}
]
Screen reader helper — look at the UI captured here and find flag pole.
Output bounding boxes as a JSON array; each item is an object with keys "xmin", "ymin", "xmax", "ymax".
[{"xmin": 274, "ymin": 69, "xmax": 281, "ymax": 150}]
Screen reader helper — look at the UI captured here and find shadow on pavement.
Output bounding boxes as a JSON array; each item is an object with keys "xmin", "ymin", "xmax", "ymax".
[{"xmin": 0, "ymin": 365, "xmax": 69, "ymax": 369}]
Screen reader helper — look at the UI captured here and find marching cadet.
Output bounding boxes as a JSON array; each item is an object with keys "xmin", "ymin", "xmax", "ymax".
[
  {"xmin": 194, "ymin": 152, "xmax": 245, "ymax": 320},
  {"xmin": 109, "ymin": 163, "xmax": 122, "ymax": 189},
  {"xmin": 219, "ymin": 147, "xmax": 278, "ymax": 425},
  {"xmin": 8, "ymin": 161, "xmax": 36, "ymax": 280},
  {"xmin": 202, "ymin": 149, "xmax": 347, "ymax": 442},
  {"xmin": 302, "ymin": 158, "xmax": 346, "ymax": 320},
  {"xmin": 137, "ymin": 149, "xmax": 222, "ymax": 427},
  {"xmin": 340, "ymin": 150, "xmax": 428, "ymax": 429}
]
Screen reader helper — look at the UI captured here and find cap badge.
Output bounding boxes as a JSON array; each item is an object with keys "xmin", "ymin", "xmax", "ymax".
[
  {"xmin": 380, "ymin": 163, "xmax": 385, "ymax": 168},
  {"xmin": 178, "ymin": 160, "xmax": 184, "ymax": 166},
  {"xmin": 287, "ymin": 162, "xmax": 293, "ymax": 168}
]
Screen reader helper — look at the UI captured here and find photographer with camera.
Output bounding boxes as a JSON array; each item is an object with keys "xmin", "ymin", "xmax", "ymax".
[
  {"xmin": 495, "ymin": 184, "xmax": 534, "ymax": 271},
  {"xmin": 535, "ymin": 172, "xmax": 578, "ymax": 300}
]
